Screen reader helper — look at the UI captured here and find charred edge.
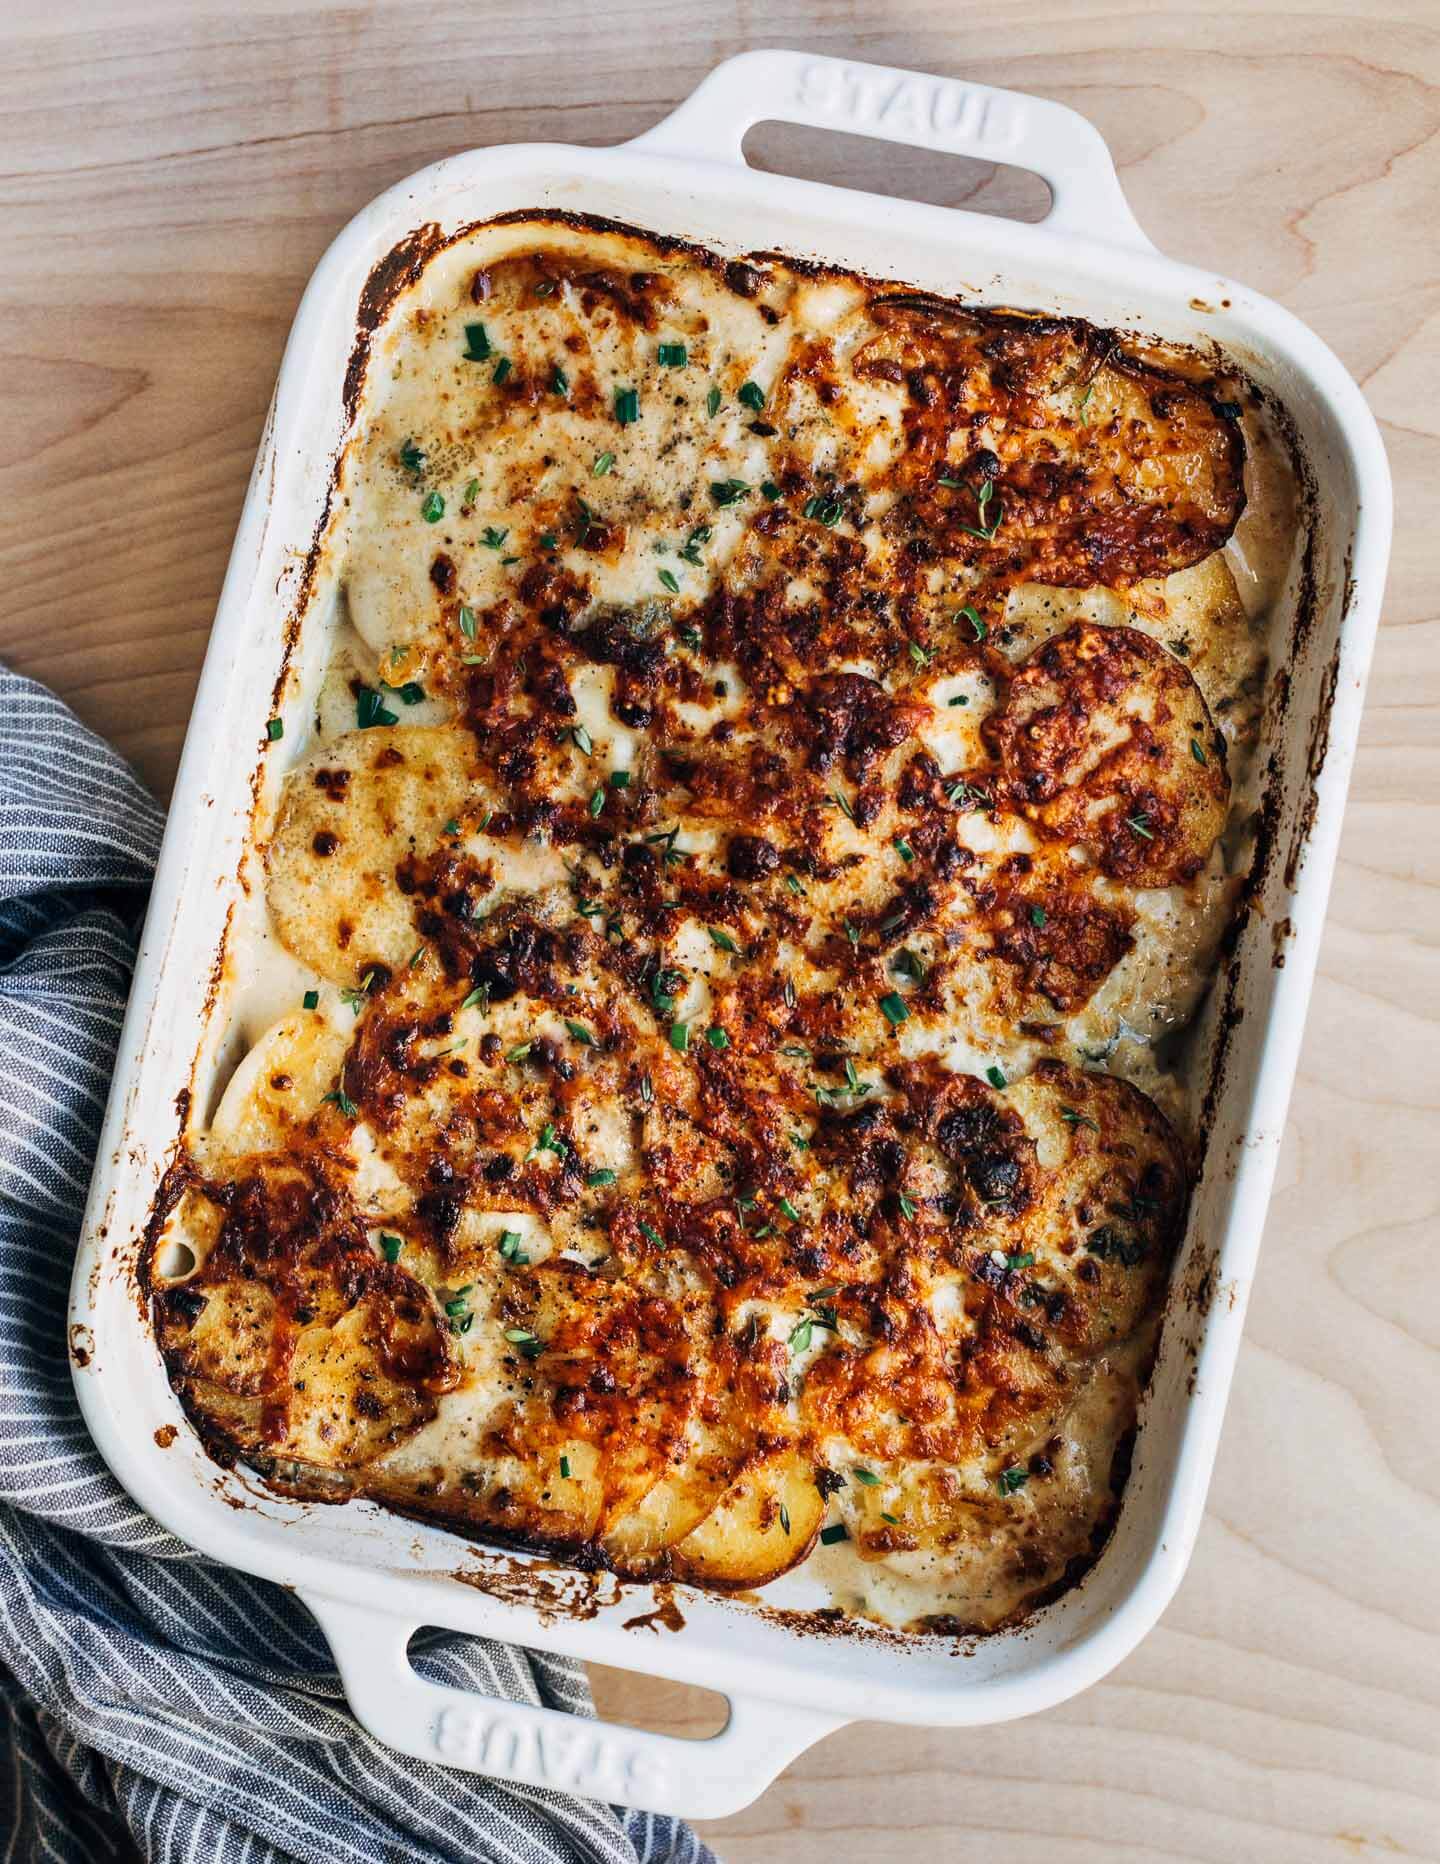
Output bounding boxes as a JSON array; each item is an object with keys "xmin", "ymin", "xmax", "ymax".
[
  {"xmin": 1190, "ymin": 374, "xmax": 1321, "ymax": 1166},
  {"xmin": 342, "ymin": 221, "xmax": 451, "ymax": 424},
  {"xmin": 1283, "ymin": 643, "xmax": 1342, "ymax": 892}
]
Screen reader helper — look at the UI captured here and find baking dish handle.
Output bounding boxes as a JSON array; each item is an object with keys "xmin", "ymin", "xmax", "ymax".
[
  {"xmin": 629, "ymin": 48, "xmax": 1154, "ymax": 252},
  {"xmin": 301, "ymin": 1591, "xmax": 847, "ymax": 1819}
]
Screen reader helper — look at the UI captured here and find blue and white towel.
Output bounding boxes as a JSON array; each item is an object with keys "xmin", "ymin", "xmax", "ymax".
[{"xmin": 0, "ymin": 667, "xmax": 716, "ymax": 1864}]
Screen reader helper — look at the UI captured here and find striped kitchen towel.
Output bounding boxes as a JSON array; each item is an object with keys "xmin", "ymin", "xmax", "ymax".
[{"xmin": 0, "ymin": 666, "xmax": 716, "ymax": 1864}]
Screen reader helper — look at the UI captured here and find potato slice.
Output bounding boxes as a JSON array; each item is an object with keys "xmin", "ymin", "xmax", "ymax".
[
  {"xmin": 987, "ymin": 623, "xmax": 1230, "ymax": 886},
  {"xmin": 601, "ymin": 1423, "xmax": 749, "ymax": 1568},
  {"xmin": 672, "ymin": 1449, "xmax": 823, "ymax": 1589},
  {"xmin": 206, "ymin": 1010, "xmax": 349, "ymax": 1158},
  {"xmin": 266, "ymin": 725, "xmax": 485, "ymax": 982}
]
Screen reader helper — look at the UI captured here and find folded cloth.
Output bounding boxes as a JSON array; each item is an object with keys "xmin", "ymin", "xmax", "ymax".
[{"xmin": 0, "ymin": 668, "xmax": 717, "ymax": 1864}]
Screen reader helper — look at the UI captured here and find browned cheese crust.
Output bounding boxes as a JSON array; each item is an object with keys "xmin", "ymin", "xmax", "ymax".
[{"xmin": 147, "ymin": 220, "xmax": 1260, "ymax": 1632}]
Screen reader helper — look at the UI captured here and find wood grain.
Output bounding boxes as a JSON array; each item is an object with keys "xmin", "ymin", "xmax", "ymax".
[{"xmin": 3, "ymin": 3, "xmax": 1436, "ymax": 1857}]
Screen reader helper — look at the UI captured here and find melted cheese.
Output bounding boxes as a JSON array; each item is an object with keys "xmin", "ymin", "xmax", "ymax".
[{"xmin": 149, "ymin": 215, "xmax": 1299, "ymax": 1637}]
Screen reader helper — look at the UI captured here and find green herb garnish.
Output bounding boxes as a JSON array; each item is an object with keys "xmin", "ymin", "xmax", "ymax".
[
  {"xmin": 802, "ymin": 493, "xmax": 843, "ymax": 527},
  {"xmin": 356, "ymin": 686, "xmax": 399, "ymax": 729}
]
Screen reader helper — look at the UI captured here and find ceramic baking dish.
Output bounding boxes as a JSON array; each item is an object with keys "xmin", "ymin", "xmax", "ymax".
[{"xmin": 68, "ymin": 50, "xmax": 1391, "ymax": 1818}]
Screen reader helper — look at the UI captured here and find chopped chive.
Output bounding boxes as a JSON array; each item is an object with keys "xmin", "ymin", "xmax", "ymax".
[
  {"xmin": 986, "ymin": 1064, "xmax": 1008, "ymax": 1090},
  {"xmin": 893, "ymin": 836, "xmax": 914, "ymax": 863},
  {"xmin": 639, "ymin": 1219, "xmax": 665, "ymax": 1249},
  {"xmin": 669, "ymin": 1021, "xmax": 689, "ymax": 1053},
  {"xmin": 802, "ymin": 493, "xmax": 843, "ymax": 527},
  {"xmin": 538, "ymin": 532, "xmax": 557, "ymax": 552},
  {"xmin": 379, "ymin": 1234, "xmax": 403, "ymax": 1263},
  {"xmin": 592, "ymin": 450, "xmax": 615, "ymax": 477},
  {"xmin": 785, "ymin": 873, "xmax": 805, "ymax": 896},
  {"xmin": 614, "ymin": 386, "xmax": 640, "ymax": 425},
  {"xmin": 829, "ymin": 789, "xmax": 857, "ymax": 823},
  {"xmin": 657, "ymin": 341, "xmax": 688, "ymax": 367},
  {"xmin": 551, "ymin": 365, "xmax": 569, "ymax": 396},
  {"xmin": 356, "ymin": 686, "xmax": 399, "ymax": 729},
  {"xmin": 1006, "ymin": 1250, "xmax": 1036, "ymax": 1272},
  {"xmin": 586, "ymin": 1168, "xmax": 618, "ymax": 1188},
  {"xmin": 266, "ymin": 717, "xmax": 284, "ymax": 741},
  {"xmin": 879, "ymin": 991, "xmax": 909, "ymax": 1027},
  {"xmin": 706, "ymin": 386, "xmax": 721, "ymax": 417},
  {"xmin": 658, "ymin": 568, "xmax": 680, "ymax": 594},
  {"xmin": 492, "ymin": 357, "xmax": 512, "ymax": 385},
  {"xmin": 778, "ymin": 1196, "xmax": 800, "ymax": 1222},
  {"xmin": 819, "ymin": 1523, "xmax": 848, "ymax": 1545},
  {"xmin": 898, "ymin": 1193, "xmax": 917, "ymax": 1220},
  {"xmin": 504, "ymin": 1327, "xmax": 542, "ymax": 1358},
  {"xmin": 705, "ymin": 1025, "xmax": 729, "ymax": 1051},
  {"xmin": 1190, "ymin": 737, "xmax": 1208, "ymax": 765},
  {"xmin": 497, "ymin": 1230, "xmax": 528, "ymax": 1265},
  {"xmin": 609, "ymin": 769, "xmax": 631, "ymax": 789},
  {"xmin": 462, "ymin": 322, "xmax": 492, "ymax": 361},
  {"xmin": 421, "ymin": 491, "xmax": 445, "ymax": 523},
  {"xmin": 1031, "ymin": 905, "xmax": 1047, "ymax": 927}
]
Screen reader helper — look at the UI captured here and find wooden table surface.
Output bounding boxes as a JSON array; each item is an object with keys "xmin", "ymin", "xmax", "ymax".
[{"xmin": 4, "ymin": 3, "xmax": 1436, "ymax": 1857}]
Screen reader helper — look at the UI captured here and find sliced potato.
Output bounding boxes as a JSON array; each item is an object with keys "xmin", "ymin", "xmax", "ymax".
[
  {"xmin": 601, "ymin": 1422, "xmax": 750, "ymax": 1568},
  {"xmin": 206, "ymin": 1010, "xmax": 350, "ymax": 1158},
  {"xmin": 987, "ymin": 623, "xmax": 1230, "ymax": 886},
  {"xmin": 266, "ymin": 724, "xmax": 485, "ymax": 981},
  {"xmin": 672, "ymin": 1449, "xmax": 823, "ymax": 1589}
]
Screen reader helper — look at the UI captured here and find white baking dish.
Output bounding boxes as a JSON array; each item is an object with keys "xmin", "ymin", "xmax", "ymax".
[{"xmin": 68, "ymin": 50, "xmax": 1391, "ymax": 1819}]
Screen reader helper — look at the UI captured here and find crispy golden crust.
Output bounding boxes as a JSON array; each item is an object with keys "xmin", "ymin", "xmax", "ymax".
[{"xmin": 149, "ymin": 219, "xmax": 1262, "ymax": 1630}]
